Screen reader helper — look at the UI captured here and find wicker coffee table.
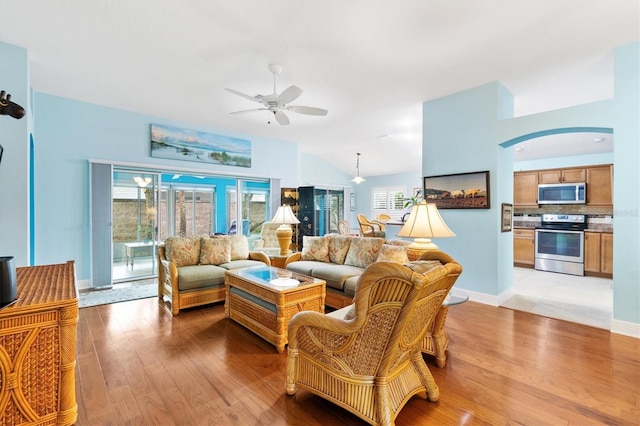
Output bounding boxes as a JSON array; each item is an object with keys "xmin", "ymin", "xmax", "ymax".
[{"xmin": 225, "ymin": 265, "xmax": 326, "ymax": 353}]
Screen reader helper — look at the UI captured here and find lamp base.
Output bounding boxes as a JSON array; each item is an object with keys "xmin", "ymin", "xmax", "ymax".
[
  {"xmin": 276, "ymin": 224, "xmax": 293, "ymax": 256},
  {"xmin": 407, "ymin": 238, "xmax": 439, "ymax": 261}
]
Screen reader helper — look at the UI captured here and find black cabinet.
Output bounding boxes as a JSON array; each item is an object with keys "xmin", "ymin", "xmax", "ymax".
[{"xmin": 298, "ymin": 186, "xmax": 344, "ymax": 248}]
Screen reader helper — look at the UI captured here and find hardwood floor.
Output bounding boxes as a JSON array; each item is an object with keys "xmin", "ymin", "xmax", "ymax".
[{"xmin": 75, "ymin": 297, "xmax": 639, "ymax": 425}]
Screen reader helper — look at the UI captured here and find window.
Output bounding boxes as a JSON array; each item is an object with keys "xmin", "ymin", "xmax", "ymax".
[{"xmin": 372, "ymin": 186, "xmax": 406, "ymax": 220}]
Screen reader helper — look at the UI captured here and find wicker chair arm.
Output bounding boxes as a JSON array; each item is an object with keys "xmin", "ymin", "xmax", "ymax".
[
  {"xmin": 371, "ymin": 220, "xmax": 386, "ymax": 231},
  {"xmin": 284, "ymin": 251, "xmax": 302, "ymax": 267},
  {"xmin": 248, "ymin": 251, "xmax": 271, "ymax": 266},
  {"xmin": 417, "ymin": 250, "xmax": 456, "ymax": 265},
  {"xmin": 288, "ymin": 310, "xmax": 358, "ymax": 350},
  {"xmin": 158, "ymin": 258, "xmax": 178, "ymax": 293}
]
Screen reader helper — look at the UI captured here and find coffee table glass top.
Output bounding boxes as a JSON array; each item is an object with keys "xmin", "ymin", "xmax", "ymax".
[{"xmin": 229, "ymin": 265, "xmax": 320, "ymax": 289}]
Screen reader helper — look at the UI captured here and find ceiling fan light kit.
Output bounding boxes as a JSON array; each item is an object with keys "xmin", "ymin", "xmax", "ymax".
[{"xmin": 225, "ymin": 64, "xmax": 327, "ymax": 125}]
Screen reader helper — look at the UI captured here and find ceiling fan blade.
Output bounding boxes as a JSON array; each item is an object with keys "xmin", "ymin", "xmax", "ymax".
[
  {"xmin": 224, "ymin": 88, "xmax": 263, "ymax": 103},
  {"xmin": 274, "ymin": 110, "xmax": 290, "ymax": 125},
  {"xmin": 230, "ymin": 108, "xmax": 266, "ymax": 114},
  {"xmin": 278, "ymin": 85, "xmax": 303, "ymax": 104},
  {"xmin": 287, "ymin": 105, "xmax": 328, "ymax": 116}
]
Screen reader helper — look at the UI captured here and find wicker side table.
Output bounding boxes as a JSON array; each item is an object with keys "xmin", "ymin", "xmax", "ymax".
[{"xmin": 0, "ymin": 261, "xmax": 78, "ymax": 425}]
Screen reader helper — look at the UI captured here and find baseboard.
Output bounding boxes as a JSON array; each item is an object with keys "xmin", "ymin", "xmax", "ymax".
[
  {"xmin": 610, "ymin": 318, "xmax": 640, "ymax": 338},
  {"xmin": 461, "ymin": 288, "xmax": 509, "ymax": 307},
  {"xmin": 77, "ymin": 279, "xmax": 90, "ymax": 290}
]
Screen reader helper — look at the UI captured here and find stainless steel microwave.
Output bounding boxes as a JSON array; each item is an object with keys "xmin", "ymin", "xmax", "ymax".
[{"xmin": 538, "ymin": 182, "xmax": 586, "ymax": 204}]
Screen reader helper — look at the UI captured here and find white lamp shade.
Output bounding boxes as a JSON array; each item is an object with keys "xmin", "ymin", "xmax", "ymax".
[
  {"xmin": 270, "ymin": 205, "xmax": 300, "ymax": 224},
  {"xmin": 397, "ymin": 202, "xmax": 455, "ymax": 239}
]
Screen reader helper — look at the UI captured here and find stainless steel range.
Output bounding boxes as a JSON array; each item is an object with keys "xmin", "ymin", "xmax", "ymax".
[{"xmin": 535, "ymin": 214, "xmax": 587, "ymax": 276}]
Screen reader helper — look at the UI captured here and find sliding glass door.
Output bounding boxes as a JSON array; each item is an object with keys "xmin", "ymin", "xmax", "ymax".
[{"xmin": 112, "ymin": 171, "xmax": 158, "ymax": 282}]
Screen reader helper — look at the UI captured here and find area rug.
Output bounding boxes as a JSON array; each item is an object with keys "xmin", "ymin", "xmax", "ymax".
[{"xmin": 79, "ymin": 280, "xmax": 157, "ymax": 308}]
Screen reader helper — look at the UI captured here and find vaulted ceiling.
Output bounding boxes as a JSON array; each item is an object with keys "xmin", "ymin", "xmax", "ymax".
[{"xmin": 0, "ymin": 1, "xmax": 637, "ymax": 176}]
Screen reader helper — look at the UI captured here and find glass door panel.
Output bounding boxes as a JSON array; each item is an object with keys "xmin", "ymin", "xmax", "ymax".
[
  {"xmin": 240, "ymin": 180, "xmax": 271, "ymax": 249},
  {"xmin": 112, "ymin": 171, "xmax": 158, "ymax": 282}
]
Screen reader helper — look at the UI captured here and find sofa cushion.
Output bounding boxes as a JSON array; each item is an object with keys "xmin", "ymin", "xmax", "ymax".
[
  {"xmin": 229, "ymin": 235, "xmax": 250, "ymax": 260},
  {"xmin": 301, "ymin": 236, "xmax": 330, "ymax": 262},
  {"xmin": 309, "ymin": 264, "xmax": 364, "ymax": 291},
  {"xmin": 286, "ymin": 260, "xmax": 319, "ymax": 276},
  {"xmin": 165, "ymin": 236, "xmax": 201, "ymax": 267},
  {"xmin": 376, "ymin": 244, "xmax": 409, "ymax": 264},
  {"xmin": 200, "ymin": 236, "xmax": 231, "ymax": 265},
  {"xmin": 343, "ymin": 275, "xmax": 361, "ymax": 297},
  {"xmin": 177, "ymin": 264, "xmax": 226, "ymax": 291},
  {"xmin": 218, "ymin": 259, "xmax": 267, "ymax": 270},
  {"xmin": 344, "ymin": 237, "xmax": 385, "ymax": 268},
  {"xmin": 328, "ymin": 235, "xmax": 352, "ymax": 265}
]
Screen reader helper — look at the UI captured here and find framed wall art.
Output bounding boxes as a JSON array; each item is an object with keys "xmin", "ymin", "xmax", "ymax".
[
  {"xmin": 423, "ymin": 171, "xmax": 490, "ymax": 209},
  {"xmin": 501, "ymin": 203, "xmax": 513, "ymax": 232},
  {"xmin": 151, "ymin": 124, "xmax": 252, "ymax": 167}
]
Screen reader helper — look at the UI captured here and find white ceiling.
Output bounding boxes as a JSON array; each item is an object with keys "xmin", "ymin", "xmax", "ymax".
[{"xmin": 0, "ymin": 1, "xmax": 637, "ymax": 177}]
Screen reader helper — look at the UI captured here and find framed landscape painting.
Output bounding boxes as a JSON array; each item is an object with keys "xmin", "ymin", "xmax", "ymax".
[
  {"xmin": 151, "ymin": 124, "xmax": 251, "ymax": 167},
  {"xmin": 423, "ymin": 171, "xmax": 490, "ymax": 209}
]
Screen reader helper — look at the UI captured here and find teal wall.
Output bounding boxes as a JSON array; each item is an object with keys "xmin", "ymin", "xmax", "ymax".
[{"xmin": 423, "ymin": 42, "xmax": 639, "ymax": 328}]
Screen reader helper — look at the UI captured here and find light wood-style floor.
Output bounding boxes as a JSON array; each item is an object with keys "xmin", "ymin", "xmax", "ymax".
[{"xmin": 75, "ymin": 297, "xmax": 639, "ymax": 425}]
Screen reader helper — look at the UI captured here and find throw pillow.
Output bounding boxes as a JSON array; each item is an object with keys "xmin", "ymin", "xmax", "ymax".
[
  {"xmin": 199, "ymin": 236, "xmax": 231, "ymax": 265},
  {"xmin": 229, "ymin": 235, "xmax": 250, "ymax": 260},
  {"xmin": 328, "ymin": 235, "xmax": 352, "ymax": 264},
  {"xmin": 376, "ymin": 244, "xmax": 409, "ymax": 264},
  {"xmin": 344, "ymin": 237, "xmax": 385, "ymax": 268},
  {"xmin": 301, "ymin": 236, "xmax": 330, "ymax": 262},
  {"xmin": 165, "ymin": 236, "xmax": 201, "ymax": 267}
]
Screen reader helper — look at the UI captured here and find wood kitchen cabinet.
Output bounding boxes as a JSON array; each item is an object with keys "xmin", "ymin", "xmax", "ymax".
[
  {"xmin": 586, "ymin": 165, "xmax": 613, "ymax": 206},
  {"xmin": 538, "ymin": 168, "xmax": 585, "ymax": 184},
  {"xmin": 514, "ymin": 228, "xmax": 535, "ymax": 266},
  {"xmin": 514, "ymin": 172, "xmax": 538, "ymax": 207},
  {"xmin": 584, "ymin": 231, "xmax": 613, "ymax": 277}
]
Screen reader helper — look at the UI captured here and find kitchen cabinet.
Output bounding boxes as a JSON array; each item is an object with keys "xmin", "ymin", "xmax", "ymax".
[
  {"xmin": 586, "ymin": 165, "xmax": 613, "ymax": 206},
  {"xmin": 538, "ymin": 168, "xmax": 585, "ymax": 184},
  {"xmin": 514, "ymin": 172, "xmax": 538, "ymax": 207},
  {"xmin": 514, "ymin": 228, "xmax": 535, "ymax": 266},
  {"xmin": 584, "ymin": 231, "xmax": 613, "ymax": 277}
]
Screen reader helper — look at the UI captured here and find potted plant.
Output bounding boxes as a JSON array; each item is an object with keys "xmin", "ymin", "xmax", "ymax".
[{"xmin": 402, "ymin": 190, "xmax": 423, "ymax": 222}]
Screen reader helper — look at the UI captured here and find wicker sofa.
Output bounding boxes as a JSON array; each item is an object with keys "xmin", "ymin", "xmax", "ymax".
[
  {"xmin": 284, "ymin": 234, "xmax": 413, "ymax": 309},
  {"xmin": 157, "ymin": 234, "xmax": 270, "ymax": 315}
]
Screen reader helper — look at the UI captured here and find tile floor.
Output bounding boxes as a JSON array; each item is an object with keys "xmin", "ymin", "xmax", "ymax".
[{"xmin": 502, "ymin": 267, "xmax": 613, "ymax": 330}]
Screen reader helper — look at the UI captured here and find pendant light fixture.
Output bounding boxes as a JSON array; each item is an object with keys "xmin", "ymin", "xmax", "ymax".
[{"xmin": 351, "ymin": 152, "xmax": 365, "ymax": 184}]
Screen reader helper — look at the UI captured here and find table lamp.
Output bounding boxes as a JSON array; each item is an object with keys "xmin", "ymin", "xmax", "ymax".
[
  {"xmin": 270, "ymin": 205, "xmax": 300, "ymax": 255},
  {"xmin": 397, "ymin": 201, "xmax": 455, "ymax": 260}
]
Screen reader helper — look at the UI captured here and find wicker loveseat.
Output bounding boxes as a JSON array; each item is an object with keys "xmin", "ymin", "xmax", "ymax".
[
  {"xmin": 285, "ymin": 253, "xmax": 463, "ymax": 425},
  {"xmin": 157, "ymin": 234, "xmax": 270, "ymax": 315},
  {"xmin": 285, "ymin": 234, "xmax": 411, "ymax": 309}
]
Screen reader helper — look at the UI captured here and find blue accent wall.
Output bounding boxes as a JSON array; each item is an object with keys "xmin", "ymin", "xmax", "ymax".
[{"xmin": 423, "ymin": 42, "xmax": 639, "ymax": 328}]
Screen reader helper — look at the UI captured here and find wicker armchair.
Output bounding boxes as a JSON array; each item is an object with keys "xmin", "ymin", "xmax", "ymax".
[
  {"xmin": 357, "ymin": 214, "xmax": 386, "ymax": 237},
  {"xmin": 285, "ymin": 252, "xmax": 463, "ymax": 426}
]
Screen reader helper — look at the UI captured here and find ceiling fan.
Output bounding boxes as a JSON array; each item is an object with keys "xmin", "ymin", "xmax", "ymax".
[{"xmin": 225, "ymin": 64, "xmax": 328, "ymax": 125}]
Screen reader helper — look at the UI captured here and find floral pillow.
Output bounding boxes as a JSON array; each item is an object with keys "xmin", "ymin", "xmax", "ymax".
[
  {"xmin": 199, "ymin": 236, "xmax": 231, "ymax": 265},
  {"xmin": 165, "ymin": 236, "xmax": 201, "ymax": 267},
  {"xmin": 229, "ymin": 235, "xmax": 250, "ymax": 260},
  {"xmin": 328, "ymin": 235, "xmax": 352, "ymax": 265},
  {"xmin": 376, "ymin": 244, "xmax": 409, "ymax": 264},
  {"xmin": 344, "ymin": 237, "xmax": 385, "ymax": 268},
  {"xmin": 301, "ymin": 236, "xmax": 330, "ymax": 262}
]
